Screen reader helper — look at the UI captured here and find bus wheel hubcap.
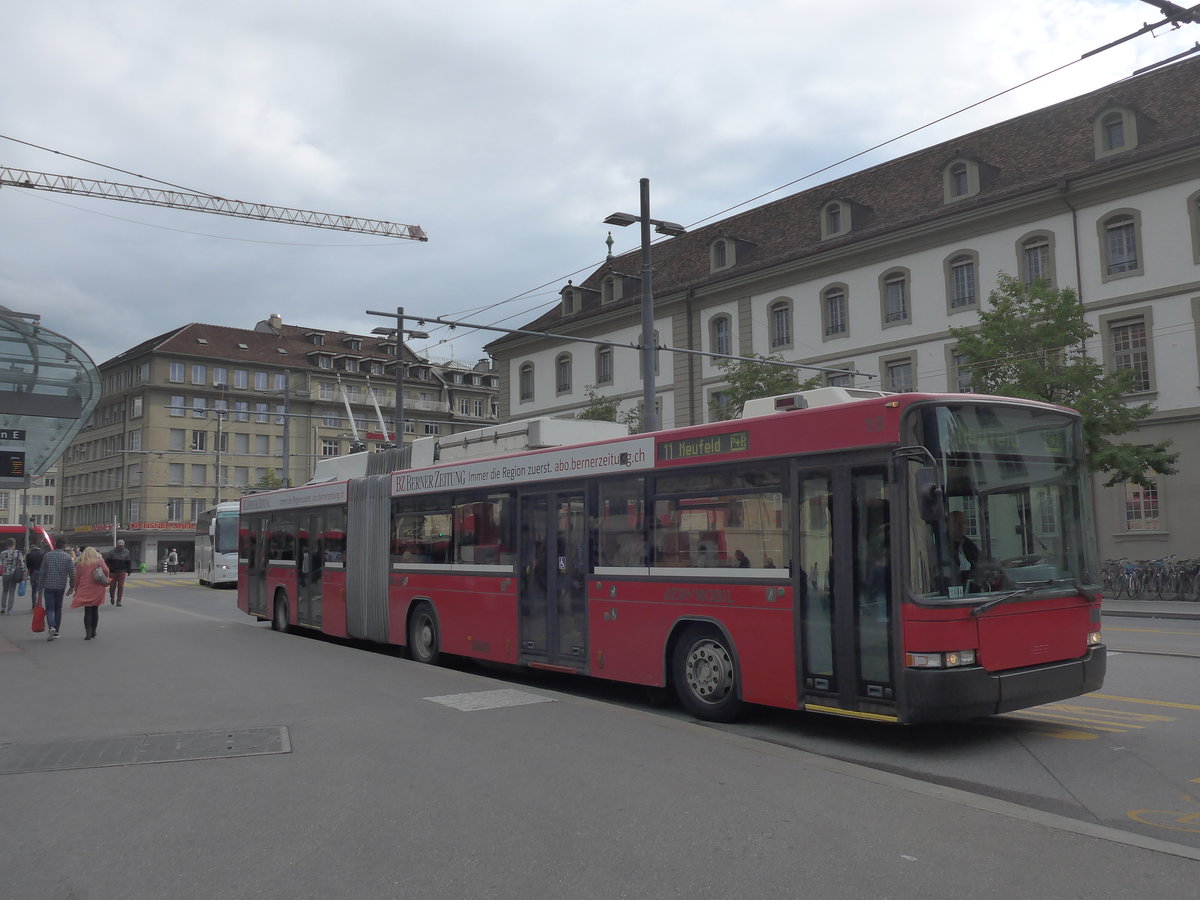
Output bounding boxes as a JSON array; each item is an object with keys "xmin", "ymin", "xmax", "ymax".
[
  {"xmin": 417, "ymin": 618, "xmax": 433, "ymax": 653},
  {"xmin": 685, "ymin": 639, "xmax": 733, "ymax": 702}
]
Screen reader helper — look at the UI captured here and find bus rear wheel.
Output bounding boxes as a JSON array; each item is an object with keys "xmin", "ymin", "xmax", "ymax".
[
  {"xmin": 408, "ymin": 602, "xmax": 441, "ymax": 665},
  {"xmin": 271, "ymin": 593, "xmax": 290, "ymax": 633},
  {"xmin": 672, "ymin": 625, "xmax": 742, "ymax": 722}
]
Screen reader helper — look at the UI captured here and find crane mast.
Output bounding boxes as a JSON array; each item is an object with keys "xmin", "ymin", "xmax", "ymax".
[{"xmin": 0, "ymin": 166, "xmax": 427, "ymax": 241}]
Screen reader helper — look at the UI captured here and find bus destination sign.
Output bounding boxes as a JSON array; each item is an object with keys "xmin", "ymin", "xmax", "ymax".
[{"xmin": 657, "ymin": 431, "xmax": 749, "ymax": 462}]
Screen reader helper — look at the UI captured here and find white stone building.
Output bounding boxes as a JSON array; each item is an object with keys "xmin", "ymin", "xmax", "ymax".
[{"xmin": 486, "ymin": 54, "xmax": 1200, "ymax": 562}]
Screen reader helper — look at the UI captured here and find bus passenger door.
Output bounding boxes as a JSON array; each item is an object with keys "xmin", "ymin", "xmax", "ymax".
[
  {"xmin": 297, "ymin": 512, "xmax": 324, "ymax": 627},
  {"xmin": 795, "ymin": 465, "xmax": 895, "ymax": 718},
  {"xmin": 243, "ymin": 514, "xmax": 267, "ymax": 619},
  {"xmin": 519, "ymin": 491, "xmax": 588, "ymax": 668}
]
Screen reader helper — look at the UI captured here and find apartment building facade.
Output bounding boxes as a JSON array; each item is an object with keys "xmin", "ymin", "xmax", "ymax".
[
  {"xmin": 486, "ymin": 55, "xmax": 1200, "ymax": 562},
  {"xmin": 59, "ymin": 315, "xmax": 498, "ymax": 568}
]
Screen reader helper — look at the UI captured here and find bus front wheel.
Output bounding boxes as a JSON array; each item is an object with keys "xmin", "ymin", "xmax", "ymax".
[
  {"xmin": 408, "ymin": 602, "xmax": 441, "ymax": 665},
  {"xmin": 671, "ymin": 625, "xmax": 742, "ymax": 722}
]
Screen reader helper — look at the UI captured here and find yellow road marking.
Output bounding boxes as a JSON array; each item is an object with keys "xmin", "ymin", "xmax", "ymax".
[
  {"xmin": 1090, "ymin": 693, "xmax": 1200, "ymax": 712},
  {"xmin": 1005, "ymin": 712, "xmax": 1139, "ymax": 733}
]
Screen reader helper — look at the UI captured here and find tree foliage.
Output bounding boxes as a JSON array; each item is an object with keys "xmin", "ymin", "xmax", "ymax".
[
  {"xmin": 949, "ymin": 274, "xmax": 1176, "ymax": 486},
  {"xmin": 576, "ymin": 385, "xmax": 640, "ymax": 433},
  {"xmin": 711, "ymin": 354, "xmax": 822, "ymax": 420},
  {"xmin": 254, "ymin": 470, "xmax": 285, "ymax": 490},
  {"xmin": 576, "ymin": 385, "xmax": 620, "ymax": 423}
]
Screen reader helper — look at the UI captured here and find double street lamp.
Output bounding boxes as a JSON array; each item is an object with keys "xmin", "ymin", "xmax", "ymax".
[
  {"xmin": 605, "ymin": 178, "xmax": 686, "ymax": 433},
  {"xmin": 370, "ymin": 306, "xmax": 429, "ymax": 451}
]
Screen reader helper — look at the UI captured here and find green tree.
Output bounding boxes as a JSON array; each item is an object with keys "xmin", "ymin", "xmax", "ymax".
[
  {"xmin": 950, "ymin": 273, "xmax": 1176, "ymax": 486},
  {"xmin": 711, "ymin": 354, "xmax": 822, "ymax": 421},
  {"xmin": 576, "ymin": 385, "xmax": 620, "ymax": 423},
  {"xmin": 254, "ymin": 470, "xmax": 284, "ymax": 490}
]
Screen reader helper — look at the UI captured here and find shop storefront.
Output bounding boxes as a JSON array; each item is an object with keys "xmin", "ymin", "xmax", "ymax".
[{"xmin": 65, "ymin": 521, "xmax": 197, "ymax": 572}]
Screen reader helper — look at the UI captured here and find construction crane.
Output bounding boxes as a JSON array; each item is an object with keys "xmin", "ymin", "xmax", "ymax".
[{"xmin": 0, "ymin": 166, "xmax": 427, "ymax": 241}]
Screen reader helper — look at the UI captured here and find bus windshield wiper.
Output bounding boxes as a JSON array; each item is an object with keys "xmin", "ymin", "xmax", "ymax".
[
  {"xmin": 970, "ymin": 587, "xmax": 1033, "ymax": 617},
  {"xmin": 970, "ymin": 579, "xmax": 1090, "ymax": 616}
]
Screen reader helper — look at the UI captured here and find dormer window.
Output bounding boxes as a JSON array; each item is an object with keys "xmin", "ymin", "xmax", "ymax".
[
  {"xmin": 307, "ymin": 332, "xmax": 325, "ymax": 346},
  {"xmin": 561, "ymin": 285, "xmax": 579, "ymax": 315},
  {"xmin": 710, "ymin": 239, "xmax": 732, "ymax": 272},
  {"xmin": 942, "ymin": 156, "xmax": 982, "ymax": 203},
  {"xmin": 1093, "ymin": 103, "xmax": 1141, "ymax": 159},
  {"xmin": 820, "ymin": 200, "xmax": 853, "ymax": 240},
  {"xmin": 344, "ymin": 338, "xmax": 362, "ymax": 352},
  {"xmin": 601, "ymin": 275, "xmax": 623, "ymax": 304}
]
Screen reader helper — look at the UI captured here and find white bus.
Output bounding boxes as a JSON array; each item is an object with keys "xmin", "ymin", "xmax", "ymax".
[{"xmin": 195, "ymin": 501, "xmax": 239, "ymax": 587}]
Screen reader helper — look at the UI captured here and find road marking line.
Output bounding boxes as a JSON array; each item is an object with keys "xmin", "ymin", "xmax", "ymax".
[
  {"xmin": 425, "ymin": 689, "xmax": 553, "ymax": 711},
  {"xmin": 1005, "ymin": 713, "xmax": 1137, "ymax": 733},
  {"xmin": 1091, "ymin": 693, "xmax": 1200, "ymax": 712}
]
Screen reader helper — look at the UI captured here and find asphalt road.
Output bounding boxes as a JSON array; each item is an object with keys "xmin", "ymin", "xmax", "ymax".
[{"xmin": 1, "ymin": 578, "xmax": 1197, "ymax": 898}]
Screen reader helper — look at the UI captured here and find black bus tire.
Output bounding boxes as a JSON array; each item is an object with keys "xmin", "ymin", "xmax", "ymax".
[
  {"xmin": 408, "ymin": 601, "xmax": 441, "ymax": 665},
  {"xmin": 671, "ymin": 624, "xmax": 743, "ymax": 722},
  {"xmin": 271, "ymin": 592, "xmax": 290, "ymax": 633}
]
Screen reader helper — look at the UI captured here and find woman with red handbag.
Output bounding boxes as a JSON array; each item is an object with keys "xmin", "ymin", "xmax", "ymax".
[{"xmin": 70, "ymin": 547, "xmax": 110, "ymax": 641}]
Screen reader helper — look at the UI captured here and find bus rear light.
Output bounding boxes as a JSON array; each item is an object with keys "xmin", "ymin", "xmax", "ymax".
[
  {"xmin": 905, "ymin": 649, "xmax": 977, "ymax": 669},
  {"xmin": 1087, "ymin": 631, "xmax": 1102, "ymax": 646}
]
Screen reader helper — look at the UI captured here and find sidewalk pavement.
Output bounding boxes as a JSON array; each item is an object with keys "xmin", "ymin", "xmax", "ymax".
[{"xmin": 1102, "ymin": 593, "xmax": 1200, "ymax": 619}]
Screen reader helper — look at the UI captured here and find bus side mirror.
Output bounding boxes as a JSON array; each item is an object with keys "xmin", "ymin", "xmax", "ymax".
[{"xmin": 916, "ymin": 468, "xmax": 944, "ymax": 523}]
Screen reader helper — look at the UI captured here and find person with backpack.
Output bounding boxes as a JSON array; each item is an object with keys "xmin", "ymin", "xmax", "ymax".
[{"xmin": 0, "ymin": 538, "xmax": 26, "ymax": 615}]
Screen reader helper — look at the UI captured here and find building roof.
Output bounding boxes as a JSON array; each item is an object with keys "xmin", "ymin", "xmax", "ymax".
[
  {"xmin": 487, "ymin": 53, "xmax": 1200, "ymax": 350},
  {"xmin": 100, "ymin": 318, "xmax": 425, "ymax": 370}
]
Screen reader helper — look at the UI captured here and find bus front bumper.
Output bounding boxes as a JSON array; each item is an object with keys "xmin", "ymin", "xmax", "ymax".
[{"xmin": 900, "ymin": 645, "xmax": 1107, "ymax": 724}]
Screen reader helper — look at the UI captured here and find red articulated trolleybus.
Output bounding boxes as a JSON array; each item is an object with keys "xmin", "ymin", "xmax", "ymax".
[{"xmin": 237, "ymin": 387, "xmax": 1105, "ymax": 724}]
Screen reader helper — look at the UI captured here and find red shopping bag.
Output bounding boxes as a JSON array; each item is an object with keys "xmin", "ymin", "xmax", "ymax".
[{"xmin": 31, "ymin": 602, "xmax": 45, "ymax": 633}]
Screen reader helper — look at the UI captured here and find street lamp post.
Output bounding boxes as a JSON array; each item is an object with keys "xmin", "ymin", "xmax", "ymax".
[
  {"xmin": 370, "ymin": 306, "xmax": 429, "ymax": 454},
  {"xmin": 605, "ymin": 178, "xmax": 686, "ymax": 433}
]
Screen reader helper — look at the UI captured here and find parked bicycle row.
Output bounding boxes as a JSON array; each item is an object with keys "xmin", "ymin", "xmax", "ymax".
[{"xmin": 1101, "ymin": 556, "xmax": 1200, "ymax": 601}]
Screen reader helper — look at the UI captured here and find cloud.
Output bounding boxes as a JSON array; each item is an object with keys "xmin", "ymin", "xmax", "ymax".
[{"xmin": 3, "ymin": 0, "xmax": 1197, "ymax": 365}]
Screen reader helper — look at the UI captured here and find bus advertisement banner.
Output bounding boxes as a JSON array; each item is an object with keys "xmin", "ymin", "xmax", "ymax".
[
  {"xmin": 392, "ymin": 436, "xmax": 655, "ymax": 497},
  {"xmin": 241, "ymin": 482, "xmax": 349, "ymax": 513}
]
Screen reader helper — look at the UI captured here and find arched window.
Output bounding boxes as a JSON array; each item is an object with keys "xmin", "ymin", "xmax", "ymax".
[
  {"xmin": 1097, "ymin": 209, "xmax": 1143, "ymax": 280},
  {"xmin": 519, "ymin": 363, "xmax": 534, "ymax": 402},
  {"xmin": 555, "ymin": 353, "xmax": 573, "ymax": 395},
  {"xmin": 949, "ymin": 163, "xmax": 969, "ymax": 197},
  {"xmin": 822, "ymin": 285, "xmax": 848, "ymax": 338},
  {"xmin": 769, "ymin": 299, "xmax": 793, "ymax": 349},
  {"xmin": 945, "ymin": 252, "xmax": 979, "ymax": 311},
  {"xmin": 942, "ymin": 158, "xmax": 981, "ymax": 202},
  {"xmin": 880, "ymin": 269, "xmax": 911, "ymax": 326},
  {"xmin": 710, "ymin": 239, "xmax": 734, "ymax": 271},
  {"xmin": 1018, "ymin": 232, "xmax": 1055, "ymax": 287},
  {"xmin": 1093, "ymin": 105, "xmax": 1139, "ymax": 159},
  {"xmin": 595, "ymin": 345, "xmax": 613, "ymax": 385},
  {"xmin": 710, "ymin": 314, "xmax": 732, "ymax": 357}
]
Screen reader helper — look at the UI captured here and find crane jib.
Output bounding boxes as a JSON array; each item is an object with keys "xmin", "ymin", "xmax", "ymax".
[{"xmin": 0, "ymin": 166, "xmax": 427, "ymax": 241}]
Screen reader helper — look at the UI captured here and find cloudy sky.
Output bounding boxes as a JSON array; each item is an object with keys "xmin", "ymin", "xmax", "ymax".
[{"xmin": 2, "ymin": 1, "xmax": 1197, "ymax": 369}]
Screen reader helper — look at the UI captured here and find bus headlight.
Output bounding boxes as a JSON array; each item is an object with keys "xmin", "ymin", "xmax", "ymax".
[
  {"xmin": 905, "ymin": 649, "xmax": 977, "ymax": 669},
  {"xmin": 1087, "ymin": 631, "xmax": 1102, "ymax": 646}
]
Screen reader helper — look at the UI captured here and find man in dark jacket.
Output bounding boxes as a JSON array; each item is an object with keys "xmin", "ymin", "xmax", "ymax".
[{"xmin": 104, "ymin": 539, "xmax": 133, "ymax": 606}]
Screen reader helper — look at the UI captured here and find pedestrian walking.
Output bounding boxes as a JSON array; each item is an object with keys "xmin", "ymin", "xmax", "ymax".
[
  {"xmin": 0, "ymin": 537, "xmax": 26, "ymax": 615},
  {"xmin": 25, "ymin": 539, "xmax": 46, "ymax": 608},
  {"xmin": 40, "ymin": 538, "xmax": 75, "ymax": 641},
  {"xmin": 71, "ymin": 547, "xmax": 110, "ymax": 641},
  {"xmin": 167, "ymin": 548, "xmax": 179, "ymax": 574},
  {"xmin": 104, "ymin": 539, "xmax": 133, "ymax": 605}
]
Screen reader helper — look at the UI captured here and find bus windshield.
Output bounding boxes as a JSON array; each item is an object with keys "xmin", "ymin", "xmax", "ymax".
[
  {"xmin": 904, "ymin": 402, "xmax": 1099, "ymax": 602},
  {"xmin": 215, "ymin": 513, "xmax": 239, "ymax": 555}
]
